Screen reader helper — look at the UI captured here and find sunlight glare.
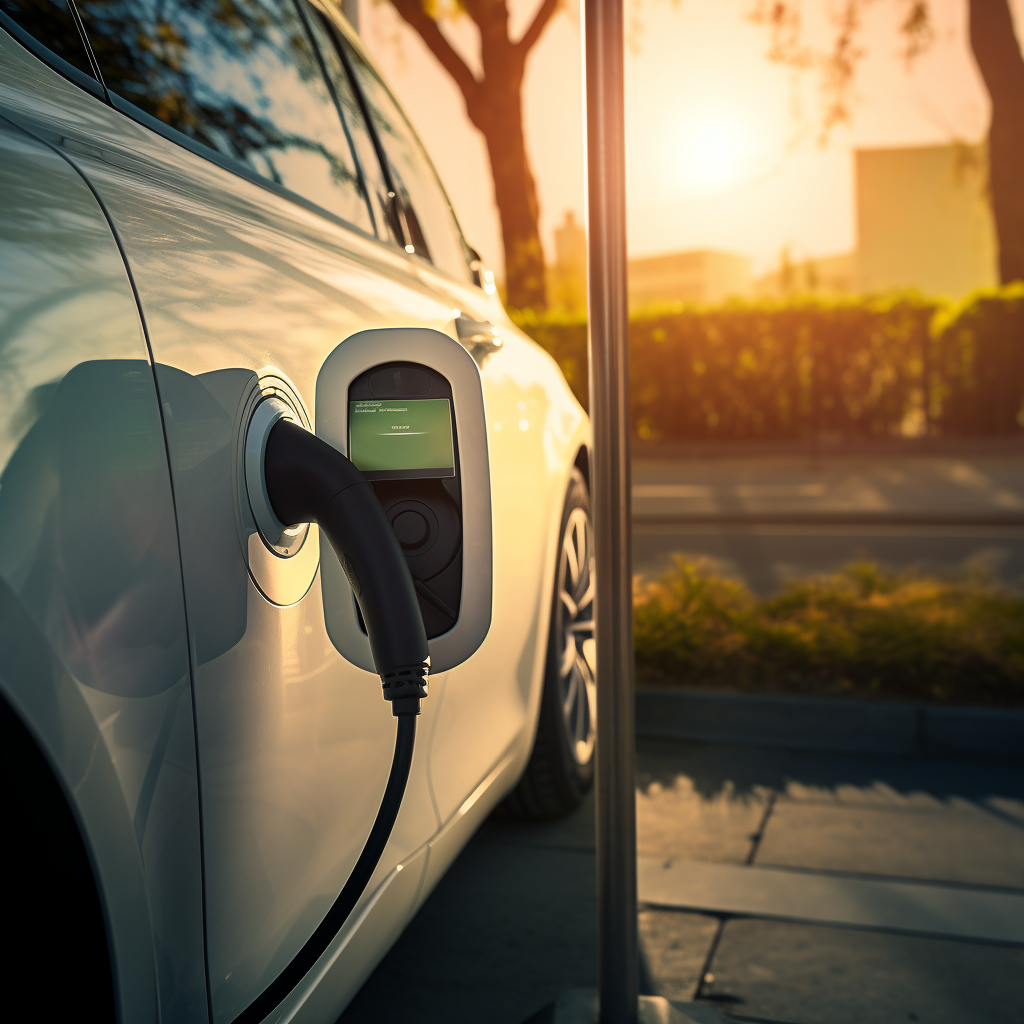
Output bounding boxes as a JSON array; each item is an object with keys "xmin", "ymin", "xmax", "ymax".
[{"xmin": 679, "ymin": 118, "xmax": 746, "ymax": 192}]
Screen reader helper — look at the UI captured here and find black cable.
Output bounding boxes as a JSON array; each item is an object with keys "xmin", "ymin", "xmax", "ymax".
[
  {"xmin": 230, "ymin": 416, "xmax": 430, "ymax": 1022},
  {"xmin": 232, "ymin": 713, "xmax": 417, "ymax": 1024}
]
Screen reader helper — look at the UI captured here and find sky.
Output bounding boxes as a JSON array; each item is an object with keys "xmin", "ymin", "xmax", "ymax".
[{"xmin": 360, "ymin": 0, "xmax": 1024, "ymax": 278}]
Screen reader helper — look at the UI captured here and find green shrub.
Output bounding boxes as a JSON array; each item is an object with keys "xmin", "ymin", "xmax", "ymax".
[
  {"xmin": 633, "ymin": 558, "xmax": 1024, "ymax": 706},
  {"xmin": 933, "ymin": 283, "xmax": 1024, "ymax": 435},
  {"xmin": 514, "ymin": 288, "xmax": 1024, "ymax": 440}
]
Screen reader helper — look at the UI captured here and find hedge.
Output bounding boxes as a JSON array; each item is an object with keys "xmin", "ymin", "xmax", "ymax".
[
  {"xmin": 634, "ymin": 557, "xmax": 1024, "ymax": 706},
  {"xmin": 513, "ymin": 285, "xmax": 1024, "ymax": 441}
]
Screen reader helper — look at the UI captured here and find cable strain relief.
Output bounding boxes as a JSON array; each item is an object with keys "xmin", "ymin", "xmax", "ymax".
[
  {"xmin": 390, "ymin": 697, "xmax": 422, "ymax": 717},
  {"xmin": 380, "ymin": 662, "xmax": 429, "ymax": 704}
]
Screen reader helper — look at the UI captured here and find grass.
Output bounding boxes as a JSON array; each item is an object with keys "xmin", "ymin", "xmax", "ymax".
[{"xmin": 633, "ymin": 559, "xmax": 1024, "ymax": 707}]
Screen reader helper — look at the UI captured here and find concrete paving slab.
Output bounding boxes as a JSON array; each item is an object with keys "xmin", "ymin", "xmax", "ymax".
[
  {"xmin": 987, "ymin": 795, "xmax": 1024, "ymax": 825},
  {"xmin": 638, "ymin": 739, "xmax": 793, "ymax": 801},
  {"xmin": 757, "ymin": 801, "xmax": 1024, "ymax": 888},
  {"xmin": 525, "ymin": 989, "xmax": 729, "ymax": 1024},
  {"xmin": 638, "ymin": 774, "xmax": 769, "ymax": 864},
  {"xmin": 639, "ymin": 910, "xmax": 721, "ymax": 1003},
  {"xmin": 700, "ymin": 918, "xmax": 1024, "ymax": 1024},
  {"xmin": 774, "ymin": 747, "xmax": 1024, "ymax": 810},
  {"xmin": 340, "ymin": 801, "xmax": 598, "ymax": 1024},
  {"xmin": 638, "ymin": 857, "xmax": 1024, "ymax": 945}
]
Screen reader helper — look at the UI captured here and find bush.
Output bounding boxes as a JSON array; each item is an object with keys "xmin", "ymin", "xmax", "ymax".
[
  {"xmin": 933, "ymin": 283, "xmax": 1024, "ymax": 435},
  {"xmin": 514, "ymin": 288, "xmax": 1024, "ymax": 441},
  {"xmin": 633, "ymin": 558, "xmax": 1024, "ymax": 706}
]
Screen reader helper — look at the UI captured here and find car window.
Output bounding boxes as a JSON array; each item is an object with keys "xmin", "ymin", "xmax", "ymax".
[
  {"xmin": 302, "ymin": 4, "xmax": 399, "ymax": 245},
  {"xmin": 0, "ymin": 0, "xmax": 96, "ymax": 78},
  {"xmin": 339, "ymin": 34, "xmax": 472, "ymax": 283},
  {"xmin": 75, "ymin": 0, "xmax": 374, "ymax": 233}
]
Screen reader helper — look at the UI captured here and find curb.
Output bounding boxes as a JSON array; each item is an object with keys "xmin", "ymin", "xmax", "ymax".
[
  {"xmin": 633, "ymin": 436, "xmax": 1024, "ymax": 460},
  {"xmin": 635, "ymin": 687, "xmax": 1024, "ymax": 759}
]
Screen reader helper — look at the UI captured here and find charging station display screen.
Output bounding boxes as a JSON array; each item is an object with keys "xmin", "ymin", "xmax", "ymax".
[{"xmin": 349, "ymin": 399, "xmax": 455, "ymax": 479}]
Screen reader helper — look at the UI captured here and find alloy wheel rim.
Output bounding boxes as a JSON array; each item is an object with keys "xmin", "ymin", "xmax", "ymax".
[{"xmin": 555, "ymin": 506, "xmax": 596, "ymax": 765}]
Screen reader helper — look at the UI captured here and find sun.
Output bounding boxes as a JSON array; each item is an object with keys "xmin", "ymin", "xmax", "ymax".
[{"xmin": 680, "ymin": 118, "xmax": 746, "ymax": 191}]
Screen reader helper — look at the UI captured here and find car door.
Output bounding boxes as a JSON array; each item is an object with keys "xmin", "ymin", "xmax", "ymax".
[
  {"xmin": 0, "ymin": 95, "xmax": 204, "ymax": 1024},
  {"xmin": 46, "ymin": 1, "xmax": 467, "ymax": 1019}
]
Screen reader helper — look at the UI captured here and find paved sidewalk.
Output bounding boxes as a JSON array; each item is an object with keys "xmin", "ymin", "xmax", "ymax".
[{"xmin": 340, "ymin": 738, "xmax": 1024, "ymax": 1024}]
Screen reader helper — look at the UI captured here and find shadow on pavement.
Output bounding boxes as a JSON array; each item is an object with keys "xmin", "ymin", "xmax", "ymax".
[{"xmin": 340, "ymin": 739, "xmax": 1024, "ymax": 1024}]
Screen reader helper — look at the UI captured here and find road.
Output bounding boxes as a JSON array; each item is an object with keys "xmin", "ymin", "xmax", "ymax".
[{"xmin": 632, "ymin": 451, "xmax": 1024, "ymax": 594}]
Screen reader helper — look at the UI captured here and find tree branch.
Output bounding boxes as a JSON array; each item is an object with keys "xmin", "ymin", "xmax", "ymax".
[
  {"xmin": 517, "ymin": 0, "xmax": 559, "ymax": 54},
  {"xmin": 387, "ymin": 0, "xmax": 480, "ymax": 101}
]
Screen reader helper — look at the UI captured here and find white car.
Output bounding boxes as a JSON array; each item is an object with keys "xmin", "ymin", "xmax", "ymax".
[{"xmin": 0, "ymin": 2, "xmax": 594, "ymax": 1021}]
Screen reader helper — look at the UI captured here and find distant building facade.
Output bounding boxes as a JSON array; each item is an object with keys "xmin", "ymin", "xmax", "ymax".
[
  {"xmin": 551, "ymin": 144, "xmax": 994, "ymax": 311},
  {"xmin": 754, "ymin": 251, "xmax": 857, "ymax": 298},
  {"xmin": 855, "ymin": 143, "xmax": 997, "ymax": 297},
  {"xmin": 754, "ymin": 143, "xmax": 996, "ymax": 300},
  {"xmin": 549, "ymin": 210, "xmax": 588, "ymax": 312},
  {"xmin": 627, "ymin": 249, "xmax": 752, "ymax": 308},
  {"xmin": 548, "ymin": 212, "xmax": 754, "ymax": 312}
]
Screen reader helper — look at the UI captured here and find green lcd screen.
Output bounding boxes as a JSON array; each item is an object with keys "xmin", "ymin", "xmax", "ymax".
[{"xmin": 349, "ymin": 398, "xmax": 455, "ymax": 479}]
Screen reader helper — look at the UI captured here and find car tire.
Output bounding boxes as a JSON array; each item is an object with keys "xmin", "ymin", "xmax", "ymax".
[
  {"xmin": 2, "ymin": 695, "xmax": 116, "ymax": 1021},
  {"xmin": 505, "ymin": 468, "xmax": 596, "ymax": 818}
]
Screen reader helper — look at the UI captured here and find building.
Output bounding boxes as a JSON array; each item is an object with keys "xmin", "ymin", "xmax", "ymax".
[
  {"xmin": 548, "ymin": 212, "xmax": 754, "ymax": 311},
  {"xmin": 627, "ymin": 249, "xmax": 752, "ymax": 308},
  {"xmin": 856, "ymin": 143, "xmax": 997, "ymax": 297},
  {"xmin": 548, "ymin": 210, "xmax": 588, "ymax": 312},
  {"xmin": 754, "ymin": 251, "xmax": 857, "ymax": 298}
]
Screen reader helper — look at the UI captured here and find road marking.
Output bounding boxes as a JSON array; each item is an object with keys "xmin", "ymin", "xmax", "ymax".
[
  {"xmin": 633, "ymin": 483, "xmax": 827, "ymax": 499},
  {"xmin": 632, "ymin": 520, "xmax": 1024, "ymax": 534},
  {"xmin": 634, "ymin": 484, "xmax": 713, "ymax": 498},
  {"xmin": 638, "ymin": 856, "xmax": 1024, "ymax": 945}
]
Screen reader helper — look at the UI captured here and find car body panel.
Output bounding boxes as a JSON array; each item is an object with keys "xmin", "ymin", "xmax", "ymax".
[
  {"xmin": 0, "ymin": 16, "xmax": 590, "ymax": 1023},
  {"xmin": 0, "ymin": 114, "xmax": 205, "ymax": 1022}
]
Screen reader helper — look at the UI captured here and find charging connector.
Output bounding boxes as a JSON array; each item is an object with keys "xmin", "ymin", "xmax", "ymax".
[{"xmin": 260, "ymin": 414, "xmax": 430, "ymax": 713}]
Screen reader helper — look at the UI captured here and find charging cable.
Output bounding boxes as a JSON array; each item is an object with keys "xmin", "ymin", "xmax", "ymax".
[{"xmin": 233, "ymin": 410, "xmax": 430, "ymax": 1024}]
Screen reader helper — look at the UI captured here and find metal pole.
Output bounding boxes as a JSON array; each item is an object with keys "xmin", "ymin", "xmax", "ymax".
[{"xmin": 583, "ymin": 2, "xmax": 637, "ymax": 1023}]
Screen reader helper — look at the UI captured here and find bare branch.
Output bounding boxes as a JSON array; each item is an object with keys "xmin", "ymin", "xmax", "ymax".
[
  {"xmin": 819, "ymin": 0, "xmax": 867, "ymax": 133},
  {"xmin": 899, "ymin": 0, "xmax": 934, "ymax": 67},
  {"xmin": 517, "ymin": 0, "xmax": 560, "ymax": 54},
  {"xmin": 387, "ymin": 0, "xmax": 480, "ymax": 99},
  {"xmin": 748, "ymin": 0, "xmax": 877, "ymax": 141},
  {"xmin": 747, "ymin": 0, "xmax": 814, "ymax": 69}
]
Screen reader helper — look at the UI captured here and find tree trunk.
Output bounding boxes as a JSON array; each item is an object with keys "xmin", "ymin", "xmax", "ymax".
[
  {"xmin": 969, "ymin": 0, "xmax": 1024, "ymax": 285},
  {"xmin": 384, "ymin": 0, "xmax": 556, "ymax": 310},
  {"xmin": 466, "ymin": 79, "xmax": 547, "ymax": 310}
]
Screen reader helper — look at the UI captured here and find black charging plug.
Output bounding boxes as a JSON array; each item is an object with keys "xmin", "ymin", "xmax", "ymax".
[{"xmin": 262, "ymin": 416, "xmax": 429, "ymax": 713}]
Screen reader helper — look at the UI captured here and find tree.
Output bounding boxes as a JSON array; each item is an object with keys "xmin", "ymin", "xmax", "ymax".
[
  {"xmin": 383, "ymin": 0, "xmax": 561, "ymax": 309},
  {"xmin": 748, "ymin": 0, "xmax": 1024, "ymax": 285}
]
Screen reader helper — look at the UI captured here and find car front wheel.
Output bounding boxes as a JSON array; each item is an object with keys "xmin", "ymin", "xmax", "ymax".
[{"xmin": 506, "ymin": 468, "xmax": 596, "ymax": 817}]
